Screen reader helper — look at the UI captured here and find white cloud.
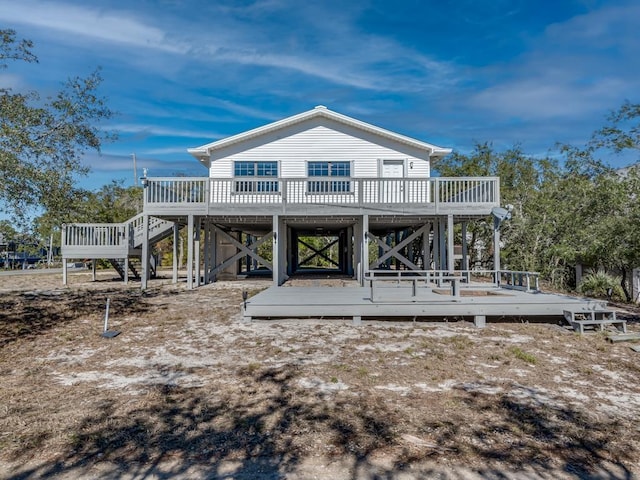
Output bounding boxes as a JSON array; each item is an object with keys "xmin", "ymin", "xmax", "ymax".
[
  {"xmin": 0, "ymin": 0, "xmax": 189, "ymax": 54},
  {"xmin": 0, "ymin": 0, "xmax": 457, "ymax": 93},
  {"xmin": 109, "ymin": 123, "xmax": 222, "ymax": 140},
  {"xmin": 466, "ymin": 2, "xmax": 640, "ymax": 123}
]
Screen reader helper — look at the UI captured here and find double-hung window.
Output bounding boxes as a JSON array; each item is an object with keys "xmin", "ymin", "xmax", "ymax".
[
  {"xmin": 307, "ymin": 161, "xmax": 351, "ymax": 193},
  {"xmin": 234, "ymin": 161, "xmax": 279, "ymax": 192}
]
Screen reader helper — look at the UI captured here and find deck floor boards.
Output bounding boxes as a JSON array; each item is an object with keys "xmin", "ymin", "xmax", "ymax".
[{"xmin": 244, "ymin": 285, "xmax": 603, "ymax": 320}]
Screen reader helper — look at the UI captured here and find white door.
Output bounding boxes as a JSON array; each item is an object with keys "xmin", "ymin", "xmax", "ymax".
[{"xmin": 381, "ymin": 160, "xmax": 405, "ymax": 203}]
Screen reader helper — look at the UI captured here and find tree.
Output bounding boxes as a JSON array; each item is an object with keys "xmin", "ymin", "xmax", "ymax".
[
  {"xmin": 436, "ymin": 143, "xmax": 560, "ymax": 275},
  {"xmin": 0, "ymin": 29, "xmax": 114, "ymax": 226}
]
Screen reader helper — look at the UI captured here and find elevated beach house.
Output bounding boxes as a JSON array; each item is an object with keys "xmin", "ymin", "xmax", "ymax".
[{"xmin": 61, "ymin": 106, "xmax": 503, "ymax": 290}]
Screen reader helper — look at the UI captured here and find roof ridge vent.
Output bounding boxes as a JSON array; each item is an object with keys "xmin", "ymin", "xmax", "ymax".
[{"xmin": 314, "ymin": 105, "xmax": 327, "ymax": 109}]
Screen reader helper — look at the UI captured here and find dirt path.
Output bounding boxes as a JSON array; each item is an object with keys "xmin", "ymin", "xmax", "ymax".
[{"xmin": 1, "ymin": 271, "xmax": 639, "ymax": 479}]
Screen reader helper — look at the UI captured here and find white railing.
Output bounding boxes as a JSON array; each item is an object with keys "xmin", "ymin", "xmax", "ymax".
[
  {"xmin": 63, "ymin": 215, "xmax": 174, "ymax": 252},
  {"xmin": 143, "ymin": 176, "xmax": 500, "ymax": 208},
  {"xmin": 129, "ymin": 214, "xmax": 173, "ymax": 247},
  {"xmin": 499, "ymin": 270, "xmax": 540, "ymax": 292},
  {"xmin": 63, "ymin": 223, "xmax": 128, "ymax": 248},
  {"xmin": 364, "ymin": 269, "xmax": 540, "ymax": 300}
]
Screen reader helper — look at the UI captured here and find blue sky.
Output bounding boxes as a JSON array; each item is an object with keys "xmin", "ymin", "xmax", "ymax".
[{"xmin": 1, "ymin": 0, "xmax": 639, "ymax": 191}]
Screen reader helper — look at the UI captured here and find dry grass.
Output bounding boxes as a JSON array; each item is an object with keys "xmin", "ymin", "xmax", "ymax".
[{"xmin": 0, "ymin": 270, "xmax": 639, "ymax": 479}]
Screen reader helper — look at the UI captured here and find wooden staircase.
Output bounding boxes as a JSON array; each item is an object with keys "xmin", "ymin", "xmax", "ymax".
[
  {"xmin": 62, "ymin": 214, "xmax": 174, "ymax": 280},
  {"xmin": 108, "ymin": 255, "xmax": 158, "ymax": 281}
]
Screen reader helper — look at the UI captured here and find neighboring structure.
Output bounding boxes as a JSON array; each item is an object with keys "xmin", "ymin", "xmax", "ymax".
[{"xmin": 62, "ymin": 106, "xmax": 502, "ymax": 289}]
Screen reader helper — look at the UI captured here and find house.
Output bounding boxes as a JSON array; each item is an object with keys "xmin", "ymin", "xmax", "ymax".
[{"xmin": 61, "ymin": 106, "xmax": 503, "ymax": 290}]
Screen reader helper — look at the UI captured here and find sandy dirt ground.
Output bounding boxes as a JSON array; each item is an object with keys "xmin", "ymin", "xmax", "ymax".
[{"xmin": 1, "ymin": 269, "xmax": 639, "ymax": 479}]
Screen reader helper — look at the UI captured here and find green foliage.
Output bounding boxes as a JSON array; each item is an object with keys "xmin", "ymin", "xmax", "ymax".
[
  {"xmin": 578, "ymin": 271, "xmax": 625, "ymax": 300},
  {"xmin": 509, "ymin": 347, "xmax": 537, "ymax": 364},
  {"xmin": 0, "ymin": 29, "xmax": 115, "ymax": 226},
  {"xmin": 437, "ymin": 102, "xmax": 640, "ymax": 299}
]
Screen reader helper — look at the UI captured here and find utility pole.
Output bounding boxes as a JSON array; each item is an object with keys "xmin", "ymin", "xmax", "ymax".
[{"xmin": 132, "ymin": 153, "xmax": 138, "ymax": 186}]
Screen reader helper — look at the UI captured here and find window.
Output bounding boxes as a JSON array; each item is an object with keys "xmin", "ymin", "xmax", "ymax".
[
  {"xmin": 307, "ymin": 161, "xmax": 351, "ymax": 193},
  {"xmin": 234, "ymin": 161, "xmax": 279, "ymax": 192}
]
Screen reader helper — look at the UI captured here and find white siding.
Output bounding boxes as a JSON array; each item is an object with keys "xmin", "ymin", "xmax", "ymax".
[{"xmin": 208, "ymin": 126, "xmax": 430, "ymax": 179}]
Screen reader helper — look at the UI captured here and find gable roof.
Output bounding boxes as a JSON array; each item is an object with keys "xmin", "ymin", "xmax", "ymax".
[{"xmin": 188, "ymin": 106, "xmax": 452, "ymax": 166}]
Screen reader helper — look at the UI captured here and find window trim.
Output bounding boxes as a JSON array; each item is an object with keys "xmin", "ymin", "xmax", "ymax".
[
  {"xmin": 233, "ymin": 160, "xmax": 280, "ymax": 194},
  {"xmin": 306, "ymin": 161, "xmax": 353, "ymax": 195}
]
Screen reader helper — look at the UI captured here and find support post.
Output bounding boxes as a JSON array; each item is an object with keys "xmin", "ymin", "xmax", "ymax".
[
  {"xmin": 272, "ymin": 216, "xmax": 282, "ymax": 286},
  {"xmin": 124, "ymin": 257, "xmax": 129, "ymax": 285},
  {"xmin": 210, "ymin": 226, "xmax": 217, "ymax": 283},
  {"xmin": 362, "ymin": 214, "xmax": 369, "ymax": 285},
  {"xmin": 439, "ymin": 217, "xmax": 446, "ymax": 273},
  {"xmin": 61, "ymin": 226, "xmax": 67, "ymax": 285},
  {"xmin": 141, "ymin": 214, "xmax": 150, "ymax": 290},
  {"xmin": 172, "ymin": 222, "xmax": 179, "ymax": 284},
  {"xmin": 432, "ymin": 220, "xmax": 440, "ymax": 272},
  {"xmin": 423, "ymin": 221, "xmax": 431, "ymax": 270},
  {"xmin": 353, "ymin": 219, "xmax": 362, "ymax": 281},
  {"xmin": 203, "ymin": 220, "xmax": 210, "ymax": 284},
  {"xmin": 474, "ymin": 315, "xmax": 486, "ymax": 328},
  {"xmin": 493, "ymin": 217, "xmax": 501, "ymax": 285},
  {"xmin": 194, "ymin": 217, "xmax": 201, "ymax": 287},
  {"xmin": 187, "ymin": 214, "xmax": 194, "ymax": 290},
  {"xmin": 92, "ymin": 259, "xmax": 97, "ymax": 282},
  {"xmin": 447, "ymin": 214, "xmax": 455, "ymax": 273},
  {"xmin": 461, "ymin": 221, "xmax": 469, "ymax": 280}
]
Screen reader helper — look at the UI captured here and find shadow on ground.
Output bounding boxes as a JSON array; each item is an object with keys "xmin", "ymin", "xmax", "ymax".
[
  {"xmin": 3, "ymin": 365, "xmax": 636, "ymax": 479},
  {"xmin": 0, "ymin": 287, "xmax": 180, "ymax": 348}
]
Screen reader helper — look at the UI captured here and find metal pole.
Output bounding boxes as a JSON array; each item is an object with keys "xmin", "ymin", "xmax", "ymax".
[
  {"xmin": 103, "ymin": 298, "xmax": 110, "ymax": 333},
  {"xmin": 132, "ymin": 153, "xmax": 138, "ymax": 186}
]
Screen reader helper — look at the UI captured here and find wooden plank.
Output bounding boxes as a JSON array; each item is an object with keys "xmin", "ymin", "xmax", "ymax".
[{"xmin": 607, "ymin": 333, "xmax": 640, "ymax": 343}]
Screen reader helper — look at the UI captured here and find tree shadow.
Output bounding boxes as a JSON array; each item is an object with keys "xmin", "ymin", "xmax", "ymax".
[
  {"xmin": 404, "ymin": 383, "xmax": 636, "ymax": 479},
  {"xmin": 4, "ymin": 365, "xmax": 401, "ymax": 479},
  {"xmin": 2, "ymin": 370, "xmax": 637, "ymax": 479},
  {"xmin": 0, "ymin": 287, "xmax": 173, "ymax": 348}
]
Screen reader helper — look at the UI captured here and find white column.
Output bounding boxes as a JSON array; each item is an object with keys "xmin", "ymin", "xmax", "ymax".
[
  {"xmin": 461, "ymin": 221, "xmax": 469, "ymax": 272},
  {"xmin": 92, "ymin": 259, "xmax": 97, "ymax": 282},
  {"xmin": 187, "ymin": 214, "xmax": 194, "ymax": 290},
  {"xmin": 194, "ymin": 217, "xmax": 201, "ymax": 287},
  {"xmin": 272, "ymin": 215, "xmax": 280, "ymax": 286},
  {"xmin": 423, "ymin": 221, "xmax": 431, "ymax": 271},
  {"xmin": 272, "ymin": 216, "xmax": 287, "ymax": 286},
  {"xmin": 432, "ymin": 220, "xmax": 440, "ymax": 271},
  {"xmin": 353, "ymin": 220, "xmax": 361, "ymax": 281},
  {"xmin": 61, "ymin": 226, "xmax": 68, "ymax": 285},
  {"xmin": 439, "ymin": 217, "xmax": 447, "ymax": 272},
  {"xmin": 124, "ymin": 257, "xmax": 129, "ymax": 285},
  {"xmin": 172, "ymin": 223, "xmax": 179, "ymax": 284},
  {"xmin": 362, "ymin": 214, "xmax": 369, "ymax": 285},
  {"xmin": 141, "ymin": 214, "xmax": 149, "ymax": 290},
  {"xmin": 210, "ymin": 227, "xmax": 217, "ymax": 283},
  {"xmin": 493, "ymin": 217, "xmax": 501, "ymax": 285},
  {"xmin": 203, "ymin": 220, "xmax": 210, "ymax": 285},
  {"xmin": 447, "ymin": 214, "xmax": 455, "ymax": 273}
]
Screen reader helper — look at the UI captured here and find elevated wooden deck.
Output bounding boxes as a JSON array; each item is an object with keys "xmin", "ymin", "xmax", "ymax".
[
  {"xmin": 141, "ymin": 176, "xmax": 500, "ymax": 217},
  {"xmin": 243, "ymin": 285, "xmax": 605, "ymax": 326}
]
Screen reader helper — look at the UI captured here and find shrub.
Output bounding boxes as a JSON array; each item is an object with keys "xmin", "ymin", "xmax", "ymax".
[{"xmin": 577, "ymin": 270, "xmax": 624, "ymax": 300}]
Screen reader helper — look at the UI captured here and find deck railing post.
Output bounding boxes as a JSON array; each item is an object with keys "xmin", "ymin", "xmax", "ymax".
[{"xmin": 205, "ymin": 179, "xmax": 211, "ymax": 215}]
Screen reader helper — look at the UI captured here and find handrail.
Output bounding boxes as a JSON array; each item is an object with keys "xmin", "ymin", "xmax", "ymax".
[
  {"xmin": 62, "ymin": 223, "xmax": 127, "ymax": 248},
  {"xmin": 364, "ymin": 269, "xmax": 541, "ymax": 298},
  {"xmin": 498, "ymin": 270, "xmax": 540, "ymax": 292},
  {"xmin": 142, "ymin": 176, "xmax": 500, "ymax": 208}
]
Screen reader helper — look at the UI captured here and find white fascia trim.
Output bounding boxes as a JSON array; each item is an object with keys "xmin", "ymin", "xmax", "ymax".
[{"xmin": 188, "ymin": 106, "xmax": 452, "ymax": 161}]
